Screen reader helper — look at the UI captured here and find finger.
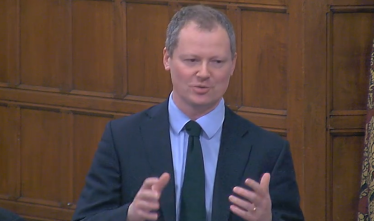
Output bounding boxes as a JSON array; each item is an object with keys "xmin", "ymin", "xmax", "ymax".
[
  {"xmin": 230, "ymin": 205, "xmax": 254, "ymax": 221},
  {"xmin": 229, "ymin": 194, "xmax": 255, "ymax": 211},
  {"xmin": 260, "ymin": 173, "xmax": 271, "ymax": 194},
  {"xmin": 136, "ymin": 189, "xmax": 160, "ymax": 202},
  {"xmin": 141, "ymin": 177, "xmax": 160, "ymax": 190},
  {"xmin": 137, "ymin": 209, "xmax": 159, "ymax": 220},
  {"xmin": 245, "ymin": 178, "xmax": 265, "ymax": 197},
  {"xmin": 233, "ymin": 187, "xmax": 257, "ymax": 203},
  {"xmin": 135, "ymin": 199, "xmax": 160, "ymax": 211},
  {"xmin": 152, "ymin": 173, "xmax": 170, "ymax": 194}
]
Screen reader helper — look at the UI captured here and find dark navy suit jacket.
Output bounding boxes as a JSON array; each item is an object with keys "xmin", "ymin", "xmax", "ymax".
[
  {"xmin": 0, "ymin": 208, "xmax": 25, "ymax": 221},
  {"xmin": 72, "ymin": 100, "xmax": 304, "ymax": 221}
]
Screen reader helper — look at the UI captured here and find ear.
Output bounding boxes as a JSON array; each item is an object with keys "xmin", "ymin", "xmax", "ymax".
[
  {"xmin": 163, "ymin": 47, "xmax": 170, "ymax": 71},
  {"xmin": 230, "ymin": 52, "xmax": 237, "ymax": 76}
]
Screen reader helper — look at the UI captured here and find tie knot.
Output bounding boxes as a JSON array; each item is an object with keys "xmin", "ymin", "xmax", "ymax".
[{"xmin": 185, "ymin": 120, "xmax": 202, "ymax": 137}]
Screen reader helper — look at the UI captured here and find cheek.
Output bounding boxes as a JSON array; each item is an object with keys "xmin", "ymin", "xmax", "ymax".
[
  {"xmin": 171, "ymin": 65, "xmax": 192, "ymax": 82},
  {"xmin": 215, "ymin": 72, "xmax": 232, "ymax": 87}
]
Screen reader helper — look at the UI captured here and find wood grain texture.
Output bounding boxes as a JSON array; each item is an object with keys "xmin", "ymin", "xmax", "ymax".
[
  {"xmin": 0, "ymin": 1, "xmax": 7, "ymax": 83},
  {"xmin": 331, "ymin": 12, "xmax": 374, "ymax": 111},
  {"xmin": 72, "ymin": 0, "xmax": 115, "ymax": 94},
  {"xmin": 0, "ymin": 106, "xmax": 20, "ymax": 200},
  {"xmin": 19, "ymin": 108, "xmax": 67, "ymax": 207},
  {"xmin": 126, "ymin": 3, "xmax": 172, "ymax": 98},
  {"xmin": 304, "ymin": 0, "xmax": 328, "ymax": 219},
  {"xmin": 241, "ymin": 10, "xmax": 288, "ymax": 110},
  {"xmin": 20, "ymin": 0, "xmax": 69, "ymax": 89},
  {"xmin": 0, "ymin": 0, "xmax": 20, "ymax": 87},
  {"xmin": 72, "ymin": 113, "xmax": 113, "ymax": 205},
  {"xmin": 331, "ymin": 135, "xmax": 364, "ymax": 221}
]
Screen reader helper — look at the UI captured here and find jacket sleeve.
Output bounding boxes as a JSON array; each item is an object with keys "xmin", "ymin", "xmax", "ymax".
[
  {"xmin": 270, "ymin": 141, "xmax": 305, "ymax": 221},
  {"xmin": 72, "ymin": 121, "xmax": 130, "ymax": 221}
]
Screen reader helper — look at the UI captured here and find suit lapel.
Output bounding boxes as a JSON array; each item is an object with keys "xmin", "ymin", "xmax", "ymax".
[
  {"xmin": 211, "ymin": 107, "xmax": 254, "ymax": 221},
  {"xmin": 140, "ymin": 100, "xmax": 176, "ymax": 221}
]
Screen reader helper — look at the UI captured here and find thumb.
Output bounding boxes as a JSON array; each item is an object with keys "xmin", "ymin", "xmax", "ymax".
[
  {"xmin": 260, "ymin": 173, "xmax": 271, "ymax": 193},
  {"xmin": 152, "ymin": 172, "xmax": 170, "ymax": 195}
]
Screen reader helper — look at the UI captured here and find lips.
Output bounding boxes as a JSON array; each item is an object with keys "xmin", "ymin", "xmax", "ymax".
[{"xmin": 191, "ymin": 86, "xmax": 210, "ymax": 94}]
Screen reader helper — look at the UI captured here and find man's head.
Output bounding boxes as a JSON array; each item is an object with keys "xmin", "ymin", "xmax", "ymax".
[
  {"xmin": 163, "ymin": 5, "xmax": 237, "ymax": 119},
  {"xmin": 165, "ymin": 5, "xmax": 236, "ymax": 59}
]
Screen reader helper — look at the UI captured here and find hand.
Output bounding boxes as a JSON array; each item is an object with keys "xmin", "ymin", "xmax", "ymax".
[
  {"xmin": 127, "ymin": 173, "xmax": 170, "ymax": 221},
  {"xmin": 229, "ymin": 173, "xmax": 272, "ymax": 221}
]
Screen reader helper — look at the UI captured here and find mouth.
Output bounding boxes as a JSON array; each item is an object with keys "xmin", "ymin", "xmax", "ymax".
[{"xmin": 191, "ymin": 86, "xmax": 210, "ymax": 94}]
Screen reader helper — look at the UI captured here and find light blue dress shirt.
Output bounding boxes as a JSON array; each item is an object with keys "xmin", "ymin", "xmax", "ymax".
[{"xmin": 168, "ymin": 93, "xmax": 225, "ymax": 221}]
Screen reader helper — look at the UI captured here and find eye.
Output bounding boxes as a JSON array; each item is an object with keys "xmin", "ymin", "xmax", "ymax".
[
  {"xmin": 211, "ymin": 60, "xmax": 225, "ymax": 67},
  {"xmin": 186, "ymin": 59, "xmax": 197, "ymax": 63}
]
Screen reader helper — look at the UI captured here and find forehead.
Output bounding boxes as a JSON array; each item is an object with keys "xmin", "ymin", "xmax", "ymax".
[{"xmin": 175, "ymin": 22, "xmax": 231, "ymax": 55}]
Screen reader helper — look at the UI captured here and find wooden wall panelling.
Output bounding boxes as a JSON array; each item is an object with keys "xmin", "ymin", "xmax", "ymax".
[
  {"xmin": 0, "ymin": 104, "xmax": 21, "ymax": 201},
  {"xmin": 19, "ymin": 0, "xmax": 70, "ymax": 92},
  {"xmin": 72, "ymin": 112, "xmax": 115, "ymax": 207},
  {"xmin": 0, "ymin": 199, "xmax": 73, "ymax": 221},
  {"xmin": 224, "ymin": 5, "xmax": 242, "ymax": 110},
  {"xmin": 241, "ymin": 8, "xmax": 288, "ymax": 111},
  {"xmin": 115, "ymin": 0, "xmax": 126, "ymax": 99},
  {"xmin": 330, "ymin": 134, "xmax": 365, "ymax": 221},
  {"xmin": 304, "ymin": 0, "xmax": 328, "ymax": 220},
  {"xmin": 0, "ymin": 88, "xmax": 157, "ymax": 115},
  {"xmin": 19, "ymin": 108, "xmax": 68, "ymax": 207},
  {"xmin": 0, "ymin": 1, "xmax": 6, "ymax": 84},
  {"xmin": 331, "ymin": 7, "xmax": 374, "ymax": 111},
  {"xmin": 186, "ymin": 0, "xmax": 286, "ymax": 6},
  {"xmin": 327, "ymin": 5, "xmax": 374, "ymax": 221},
  {"xmin": 237, "ymin": 4, "xmax": 289, "ymax": 136},
  {"xmin": 72, "ymin": 0, "xmax": 116, "ymax": 97},
  {"xmin": 126, "ymin": 1, "xmax": 172, "ymax": 101},
  {"xmin": 61, "ymin": 111, "xmax": 74, "ymax": 210},
  {"xmin": 330, "ymin": 0, "xmax": 374, "ymax": 6},
  {"xmin": 0, "ymin": 0, "xmax": 20, "ymax": 87},
  {"xmin": 286, "ymin": 0, "xmax": 305, "ymax": 209}
]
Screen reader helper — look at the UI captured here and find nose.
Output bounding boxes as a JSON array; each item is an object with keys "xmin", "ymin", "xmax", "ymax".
[{"xmin": 196, "ymin": 62, "xmax": 210, "ymax": 79}]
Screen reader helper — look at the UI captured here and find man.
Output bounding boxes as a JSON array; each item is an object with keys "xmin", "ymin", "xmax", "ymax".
[{"xmin": 72, "ymin": 4, "xmax": 304, "ymax": 221}]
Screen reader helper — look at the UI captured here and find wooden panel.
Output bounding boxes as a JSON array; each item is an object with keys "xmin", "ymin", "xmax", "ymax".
[
  {"xmin": 331, "ymin": 12, "xmax": 374, "ymax": 111},
  {"xmin": 0, "ymin": 106, "xmax": 10, "ymax": 195},
  {"xmin": 0, "ymin": 87, "xmax": 155, "ymax": 115},
  {"xmin": 20, "ymin": 108, "xmax": 67, "ymax": 207},
  {"xmin": 286, "ymin": 0, "xmax": 305, "ymax": 204},
  {"xmin": 304, "ymin": 0, "xmax": 328, "ymax": 219},
  {"xmin": 0, "ymin": 0, "xmax": 19, "ymax": 87},
  {"xmin": 20, "ymin": 0, "xmax": 69, "ymax": 89},
  {"xmin": 72, "ymin": 0, "xmax": 115, "ymax": 94},
  {"xmin": 241, "ymin": 10, "xmax": 288, "ymax": 110},
  {"xmin": 330, "ymin": 0, "xmax": 374, "ymax": 6},
  {"xmin": 127, "ymin": 3, "xmax": 172, "ymax": 98},
  {"xmin": 331, "ymin": 135, "xmax": 364, "ymax": 221},
  {"xmin": 72, "ymin": 113, "xmax": 112, "ymax": 204},
  {"xmin": 185, "ymin": 0, "xmax": 286, "ymax": 5},
  {"xmin": 0, "ymin": 199, "xmax": 73, "ymax": 221},
  {"xmin": 330, "ymin": 111, "xmax": 366, "ymax": 130},
  {"xmin": 0, "ymin": 1, "xmax": 7, "ymax": 83},
  {"xmin": 0, "ymin": 105, "xmax": 20, "ymax": 199},
  {"xmin": 224, "ymin": 6, "xmax": 242, "ymax": 108}
]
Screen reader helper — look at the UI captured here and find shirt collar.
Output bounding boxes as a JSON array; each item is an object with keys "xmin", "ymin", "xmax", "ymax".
[{"xmin": 168, "ymin": 92, "xmax": 225, "ymax": 139}]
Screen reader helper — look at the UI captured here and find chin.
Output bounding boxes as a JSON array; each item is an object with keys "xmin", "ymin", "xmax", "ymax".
[{"xmin": 189, "ymin": 98, "xmax": 217, "ymax": 109}]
